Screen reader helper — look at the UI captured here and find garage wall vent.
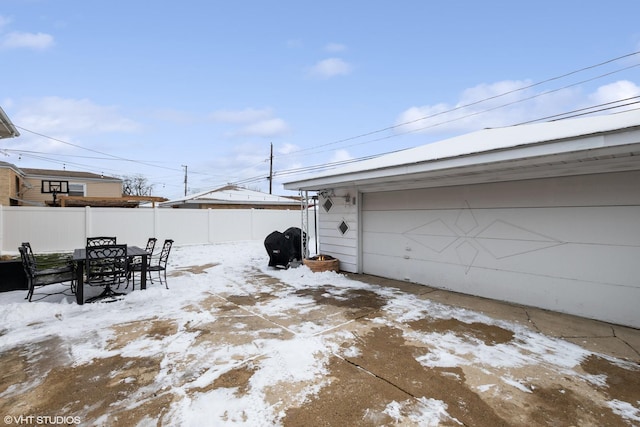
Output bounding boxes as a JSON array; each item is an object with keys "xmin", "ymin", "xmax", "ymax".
[
  {"xmin": 338, "ymin": 220, "xmax": 349, "ymax": 235},
  {"xmin": 323, "ymin": 198, "xmax": 333, "ymax": 212}
]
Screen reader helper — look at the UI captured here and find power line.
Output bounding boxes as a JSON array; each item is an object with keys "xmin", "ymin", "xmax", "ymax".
[
  {"xmin": 514, "ymin": 96, "xmax": 640, "ymax": 125},
  {"xmin": 15, "ymin": 125, "xmax": 182, "ymax": 173},
  {"xmin": 277, "ymin": 50, "xmax": 640, "ymax": 159},
  {"xmin": 260, "ymin": 97, "xmax": 640, "ymax": 186},
  {"xmin": 9, "ymin": 50, "xmax": 640, "ymax": 194}
]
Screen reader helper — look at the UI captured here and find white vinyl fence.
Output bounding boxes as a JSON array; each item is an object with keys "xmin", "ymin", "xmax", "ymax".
[{"xmin": 0, "ymin": 206, "xmax": 311, "ymax": 254}]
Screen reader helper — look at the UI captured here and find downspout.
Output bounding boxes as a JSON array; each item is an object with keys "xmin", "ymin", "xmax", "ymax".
[{"xmin": 300, "ymin": 190, "xmax": 309, "ymax": 259}]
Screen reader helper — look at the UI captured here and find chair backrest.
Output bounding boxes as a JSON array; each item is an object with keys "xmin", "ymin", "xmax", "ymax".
[
  {"xmin": 145, "ymin": 238, "xmax": 157, "ymax": 255},
  {"xmin": 86, "ymin": 236, "xmax": 117, "ymax": 247},
  {"xmin": 157, "ymin": 239, "xmax": 174, "ymax": 267},
  {"xmin": 86, "ymin": 244, "xmax": 127, "ymax": 283},
  {"xmin": 18, "ymin": 245, "xmax": 36, "ymax": 278},
  {"xmin": 20, "ymin": 242, "xmax": 37, "ymax": 269}
]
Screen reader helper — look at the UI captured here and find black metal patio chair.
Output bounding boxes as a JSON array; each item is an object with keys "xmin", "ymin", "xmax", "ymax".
[
  {"xmin": 126, "ymin": 237, "xmax": 157, "ymax": 289},
  {"xmin": 85, "ymin": 244, "xmax": 128, "ymax": 303},
  {"xmin": 129, "ymin": 239, "xmax": 173, "ymax": 289},
  {"xmin": 86, "ymin": 236, "xmax": 117, "ymax": 247},
  {"xmin": 19, "ymin": 242, "xmax": 75, "ymax": 302}
]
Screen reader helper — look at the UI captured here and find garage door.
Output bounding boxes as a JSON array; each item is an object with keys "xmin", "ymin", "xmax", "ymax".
[{"xmin": 361, "ymin": 172, "xmax": 640, "ymax": 327}]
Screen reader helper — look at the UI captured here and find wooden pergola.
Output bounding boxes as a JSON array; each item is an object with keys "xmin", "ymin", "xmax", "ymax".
[{"xmin": 56, "ymin": 195, "xmax": 168, "ymax": 208}]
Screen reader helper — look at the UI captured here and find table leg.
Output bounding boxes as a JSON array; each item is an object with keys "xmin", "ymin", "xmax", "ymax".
[
  {"xmin": 140, "ymin": 254, "xmax": 147, "ymax": 290},
  {"xmin": 76, "ymin": 261, "xmax": 84, "ymax": 305}
]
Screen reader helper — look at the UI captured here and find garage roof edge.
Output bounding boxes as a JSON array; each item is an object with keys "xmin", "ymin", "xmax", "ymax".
[{"xmin": 284, "ymin": 110, "xmax": 640, "ymax": 191}]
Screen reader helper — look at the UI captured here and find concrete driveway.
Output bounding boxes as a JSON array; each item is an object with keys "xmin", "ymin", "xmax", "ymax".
[{"xmin": 1, "ymin": 255, "xmax": 638, "ymax": 426}]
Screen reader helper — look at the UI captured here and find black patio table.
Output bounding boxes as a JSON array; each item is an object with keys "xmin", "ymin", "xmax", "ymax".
[{"xmin": 72, "ymin": 245, "xmax": 148, "ymax": 304}]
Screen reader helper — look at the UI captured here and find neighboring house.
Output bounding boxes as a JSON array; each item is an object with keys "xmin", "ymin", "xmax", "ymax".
[
  {"xmin": 0, "ymin": 163, "xmax": 122, "ymax": 206},
  {"xmin": 284, "ymin": 110, "xmax": 640, "ymax": 328},
  {"xmin": 0, "ymin": 108, "xmax": 165, "ymax": 207},
  {"xmin": 0, "ymin": 163, "xmax": 166, "ymax": 207},
  {"xmin": 160, "ymin": 184, "xmax": 301, "ymax": 210}
]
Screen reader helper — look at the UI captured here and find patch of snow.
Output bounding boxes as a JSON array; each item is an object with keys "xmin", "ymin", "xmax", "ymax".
[
  {"xmin": 501, "ymin": 376, "xmax": 533, "ymax": 393},
  {"xmin": 0, "ymin": 241, "xmax": 634, "ymax": 426},
  {"xmin": 476, "ymin": 384, "xmax": 496, "ymax": 393},
  {"xmin": 607, "ymin": 399, "xmax": 640, "ymax": 423}
]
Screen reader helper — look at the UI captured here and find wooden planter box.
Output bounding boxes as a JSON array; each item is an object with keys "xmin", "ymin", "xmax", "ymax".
[{"xmin": 303, "ymin": 255, "xmax": 340, "ymax": 273}]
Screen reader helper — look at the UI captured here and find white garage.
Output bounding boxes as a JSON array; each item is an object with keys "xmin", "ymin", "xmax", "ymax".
[{"xmin": 285, "ymin": 110, "xmax": 640, "ymax": 328}]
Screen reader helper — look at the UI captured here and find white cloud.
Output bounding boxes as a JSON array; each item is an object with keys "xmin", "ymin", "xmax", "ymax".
[
  {"xmin": 210, "ymin": 107, "xmax": 291, "ymax": 138},
  {"xmin": 0, "ymin": 15, "xmax": 11, "ymax": 30},
  {"xmin": 195, "ymin": 142, "xmax": 272, "ymax": 191},
  {"xmin": 588, "ymin": 80, "xmax": 640, "ymax": 105},
  {"xmin": 308, "ymin": 58, "xmax": 353, "ymax": 79},
  {"xmin": 330, "ymin": 149, "xmax": 352, "ymax": 163},
  {"xmin": 151, "ymin": 108, "xmax": 197, "ymax": 124},
  {"xmin": 1, "ymin": 97, "xmax": 14, "ymax": 109},
  {"xmin": 277, "ymin": 143, "xmax": 300, "ymax": 155},
  {"xmin": 394, "ymin": 79, "xmax": 586, "ymax": 135},
  {"xmin": 238, "ymin": 118, "xmax": 290, "ymax": 137},
  {"xmin": 325, "ymin": 43, "xmax": 347, "ymax": 53},
  {"xmin": 11, "ymin": 97, "xmax": 139, "ymax": 154},
  {"xmin": 209, "ymin": 108, "xmax": 273, "ymax": 124},
  {"xmin": 1, "ymin": 31, "xmax": 54, "ymax": 50}
]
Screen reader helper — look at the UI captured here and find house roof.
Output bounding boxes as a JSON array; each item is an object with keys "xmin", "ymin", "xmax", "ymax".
[
  {"xmin": 21, "ymin": 168, "xmax": 121, "ymax": 182},
  {"xmin": 284, "ymin": 109, "xmax": 640, "ymax": 193},
  {"xmin": 0, "ymin": 107, "xmax": 20, "ymax": 139},
  {"xmin": 161, "ymin": 185, "xmax": 300, "ymax": 207}
]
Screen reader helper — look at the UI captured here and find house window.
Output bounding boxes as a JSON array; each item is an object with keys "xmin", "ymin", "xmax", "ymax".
[{"xmin": 68, "ymin": 183, "xmax": 86, "ymax": 197}]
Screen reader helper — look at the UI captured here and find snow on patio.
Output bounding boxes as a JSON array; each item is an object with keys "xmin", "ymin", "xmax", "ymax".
[{"xmin": 0, "ymin": 241, "xmax": 638, "ymax": 426}]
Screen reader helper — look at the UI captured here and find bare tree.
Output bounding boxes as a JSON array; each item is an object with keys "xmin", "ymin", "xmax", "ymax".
[{"xmin": 122, "ymin": 174, "xmax": 154, "ymax": 196}]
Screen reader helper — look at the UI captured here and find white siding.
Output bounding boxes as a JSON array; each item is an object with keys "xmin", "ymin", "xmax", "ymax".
[
  {"xmin": 317, "ymin": 189, "xmax": 358, "ymax": 272},
  {"xmin": 361, "ymin": 171, "xmax": 640, "ymax": 327}
]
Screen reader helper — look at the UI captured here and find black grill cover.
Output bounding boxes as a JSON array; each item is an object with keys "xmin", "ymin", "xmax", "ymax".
[
  {"xmin": 264, "ymin": 231, "xmax": 291, "ymax": 268},
  {"xmin": 283, "ymin": 227, "xmax": 306, "ymax": 262}
]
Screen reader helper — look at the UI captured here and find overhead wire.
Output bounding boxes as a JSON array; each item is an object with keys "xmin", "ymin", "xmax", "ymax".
[
  {"xmin": 253, "ymin": 95, "xmax": 640, "ymax": 186},
  {"xmin": 15, "ymin": 125, "xmax": 182, "ymax": 173},
  {"xmin": 515, "ymin": 96, "xmax": 640, "ymax": 124},
  {"xmin": 8, "ymin": 50, "xmax": 640, "ymax": 193},
  {"xmin": 276, "ymin": 50, "xmax": 640, "ymax": 159}
]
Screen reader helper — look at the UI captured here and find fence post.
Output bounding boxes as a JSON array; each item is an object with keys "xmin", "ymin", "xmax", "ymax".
[
  {"xmin": 250, "ymin": 208, "xmax": 255, "ymax": 240},
  {"xmin": 84, "ymin": 206, "xmax": 91, "ymax": 241},
  {"xmin": 153, "ymin": 207, "xmax": 159, "ymax": 241},
  {"xmin": 208, "ymin": 208, "xmax": 213, "ymax": 243}
]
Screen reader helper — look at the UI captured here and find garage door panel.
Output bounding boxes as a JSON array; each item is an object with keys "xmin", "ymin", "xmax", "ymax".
[
  {"xmin": 362, "ymin": 184, "xmax": 640, "ymax": 327},
  {"xmin": 400, "ymin": 242, "xmax": 639, "ymax": 288},
  {"xmin": 362, "ymin": 252, "xmax": 409, "ymax": 281},
  {"xmin": 366, "ymin": 206, "xmax": 640, "ymax": 246},
  {"xmin": 467, "ymin": 206, "xmax": 640, "ymax": 246},
  {"xmin": 404, "ymin": 257, "xmax": 640, "ymax": 327},
  {"xmin": 366, "ymin": 207, "xmax": 640, "ymax": 287},
  {"xmin": 363, "ymin": 209, "xmax": 469, "ymax": 236},
  {"xmin": 362, "ymin": 231, "xmax": 412, "ymax": 257}
]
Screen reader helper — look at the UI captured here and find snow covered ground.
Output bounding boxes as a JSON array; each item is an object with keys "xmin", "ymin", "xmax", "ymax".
[{"xmin": 0, "ymin": 241, "xmax": 638, "ymax": 426}]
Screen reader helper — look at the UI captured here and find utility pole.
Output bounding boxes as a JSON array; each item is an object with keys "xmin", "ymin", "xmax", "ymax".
[
  {"xmin": 182, "ymin": 165, "xmax": 188, "ymax": 196},
  {"xmin": 268, "ymin": 142, "xmax": 273, "ymax": 194}
]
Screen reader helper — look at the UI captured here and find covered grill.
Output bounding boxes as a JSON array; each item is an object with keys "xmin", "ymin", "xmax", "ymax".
[{"xmin": 264, "ymin": 227, "xmax": 306, "ymax": 269}]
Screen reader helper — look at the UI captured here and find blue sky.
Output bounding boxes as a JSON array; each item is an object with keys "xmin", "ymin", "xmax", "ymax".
[{"xmin": 2, "ymin": 1, "xmax": 640, "ymax": 200}]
